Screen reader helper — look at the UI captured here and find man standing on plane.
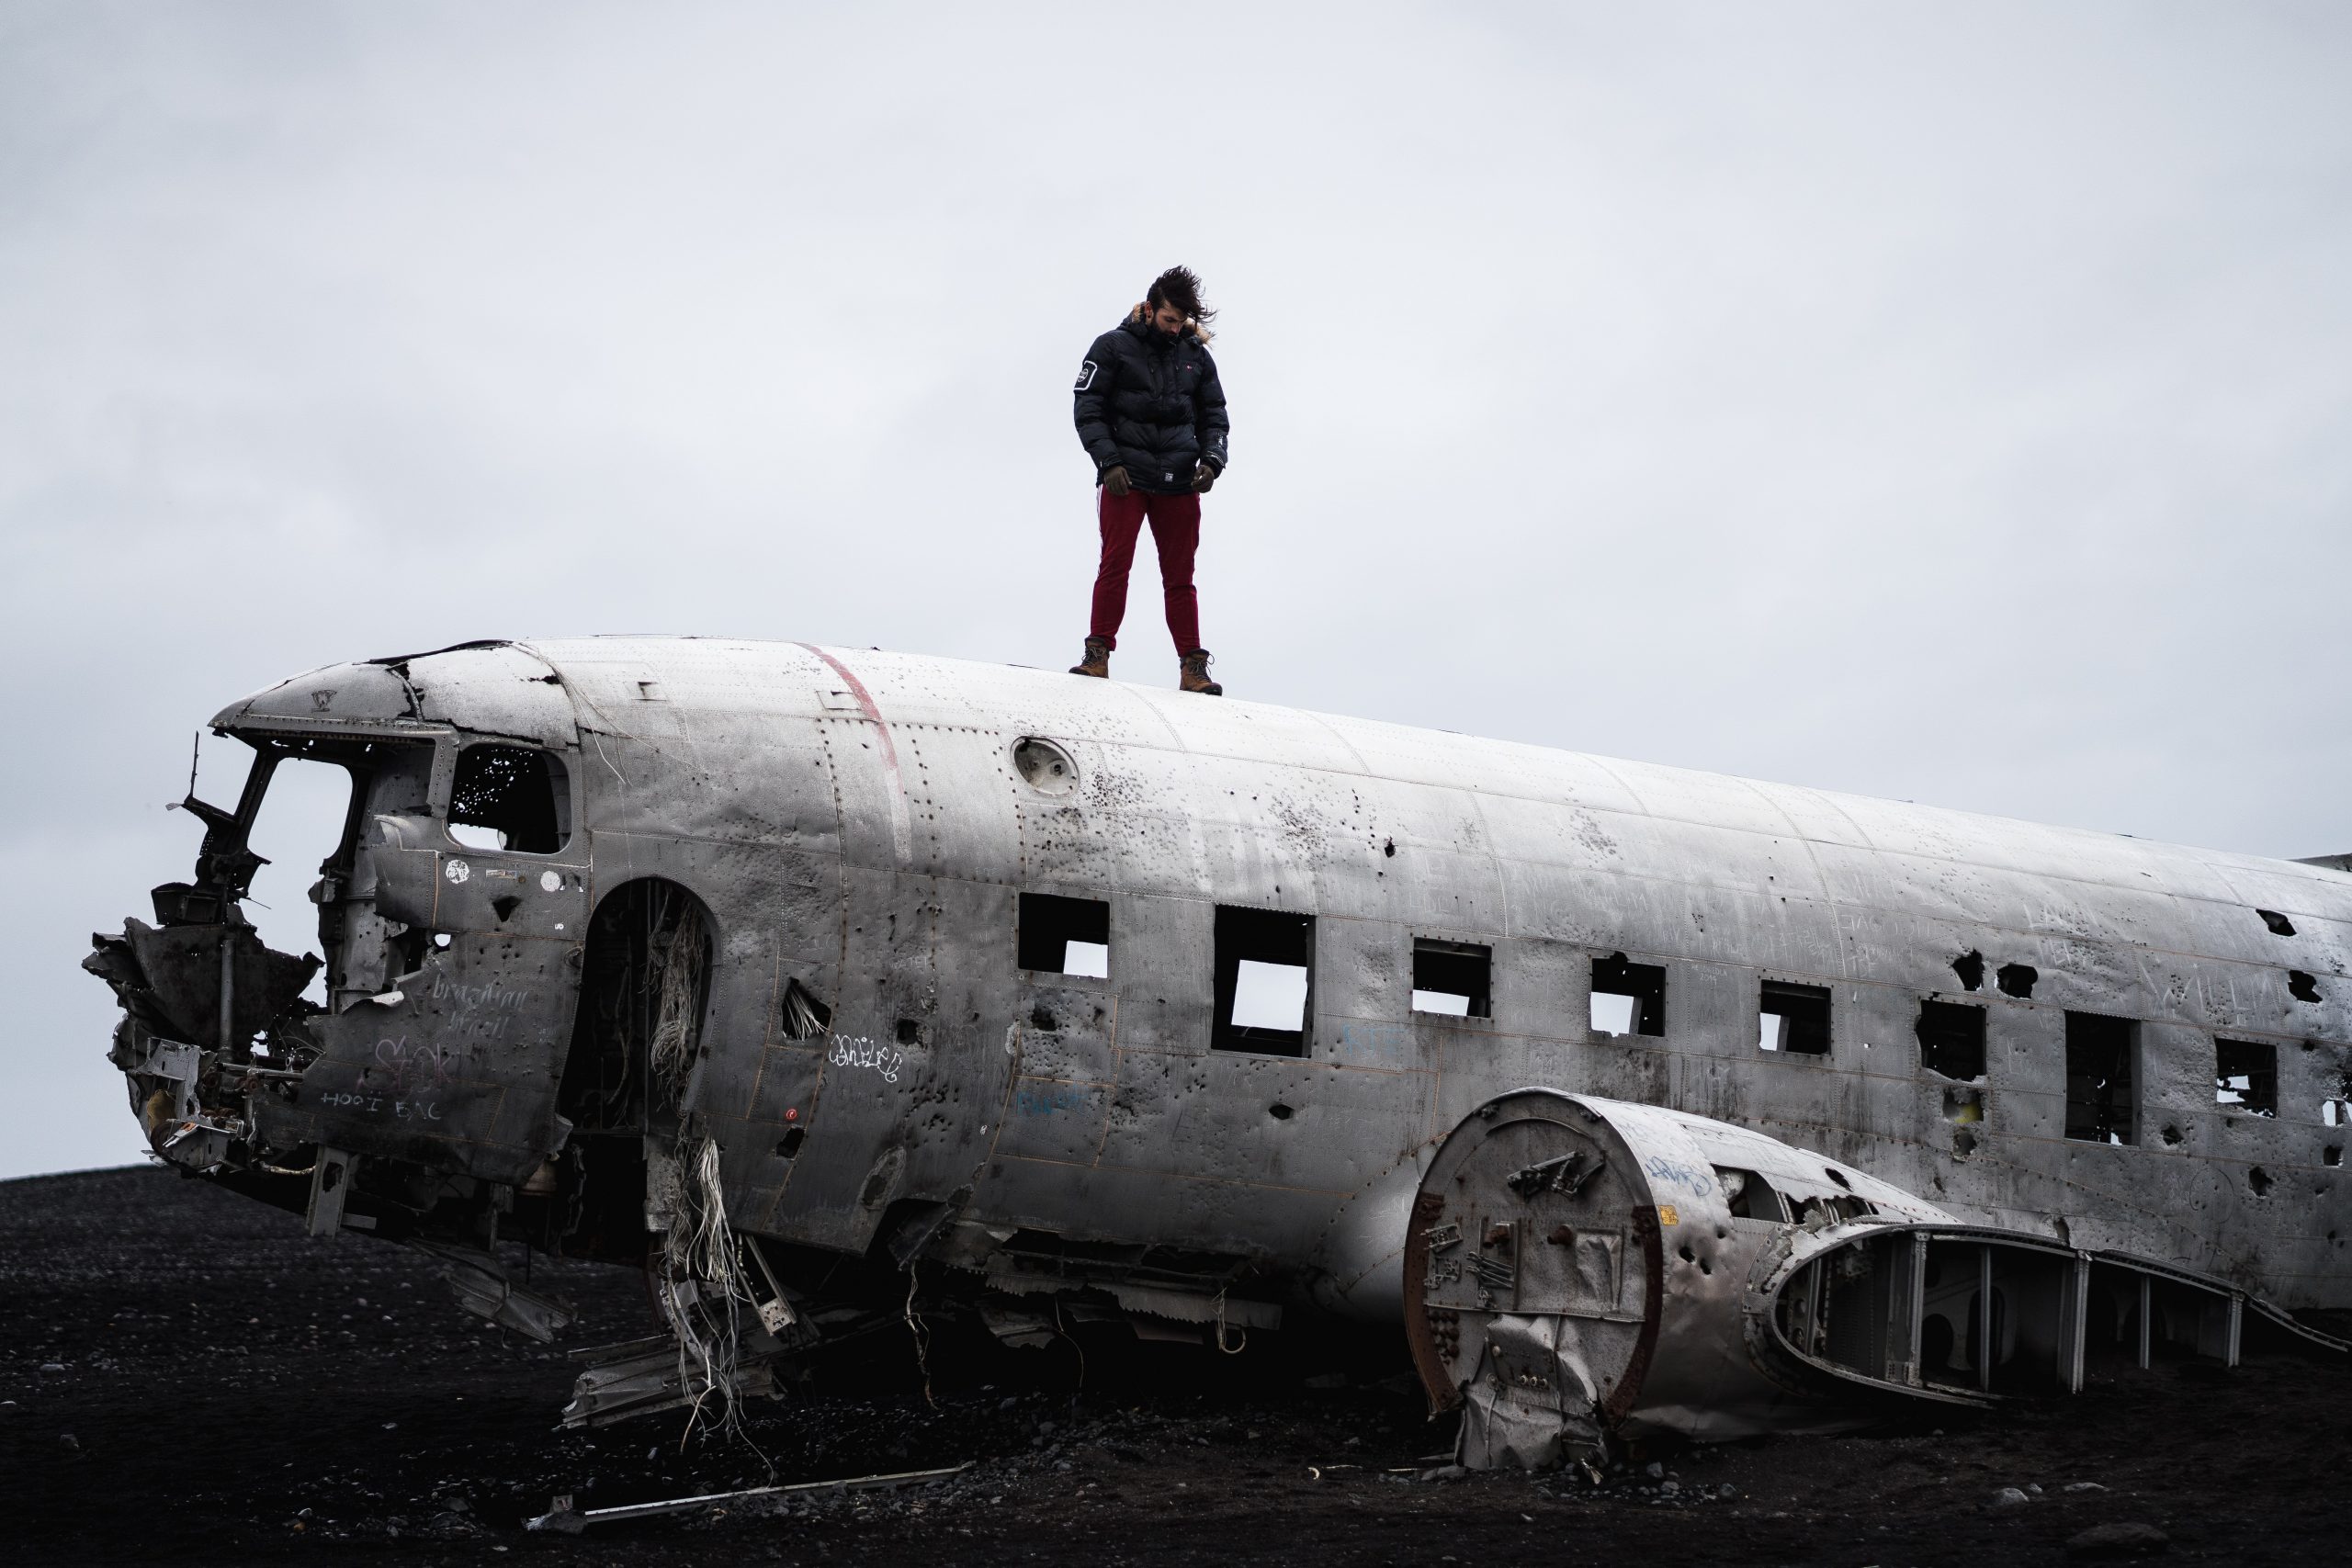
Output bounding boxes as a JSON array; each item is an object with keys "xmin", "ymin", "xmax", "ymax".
[{"xmin": 1069, "ymin": 265, "xmax": 1229, "ymax": 694}]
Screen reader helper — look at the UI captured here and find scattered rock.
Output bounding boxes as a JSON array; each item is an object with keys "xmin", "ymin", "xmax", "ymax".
[
  {"xmin": 1989, "ymin": 1486, "xmax": 2032, "ymax": 1509},
  {"xmin": 59, "ymin": 1433, "xmax": 81, "ymax": 1452},
  {"xmin": 39, "ymin": 1362, "xmax": 66, "ymax": 1374},
  {"xmin": 2066, "ymin": 1521, "xmax": 2170, "ymax": 1559},
  {"xmin": 1418, "ymin": 1465, "xmax": 1468, "ymax": 1484},
  {"xmin": 2064, "ymin": 1482, "xmax": 2109, "ymax": 1494},
  {"xmin": 1644, "ymin": 1461, "xmax": 1666, "ymax": 1480}
]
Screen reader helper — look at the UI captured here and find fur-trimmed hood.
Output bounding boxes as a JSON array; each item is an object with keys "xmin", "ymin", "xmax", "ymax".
[{"xmin": 1127, "ymin": 301, "xmax": 1214, "ymax": 344}]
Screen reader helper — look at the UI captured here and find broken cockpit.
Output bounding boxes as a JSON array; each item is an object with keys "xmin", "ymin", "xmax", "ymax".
[{"xmin": 84, "ymin": 645, "xmax": 607, "ymax": 1335}]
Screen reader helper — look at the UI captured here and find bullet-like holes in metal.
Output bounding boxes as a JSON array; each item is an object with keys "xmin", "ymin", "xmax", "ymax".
[
  {"xmin": 491, "ymin": 895, "xmax": 521, "ymax": 923},
  {"xmin": 1943, "ymin": 1087, "xmax": 1984, "ymax": 1157},
  {"xmin": 775, "ymin": 1127, "xmax": 806, "ymax": 1160},
  {"xmin": 2290, "ymin": 970, "xmax": 2324, "ymax": 1004},
  {"xmin": 2257, "ymin": 908, "xmax": 2297, "ymax": 937},
  {"xmin": 1028, "ymin": 1004, "xmax": 1058, "ymax": 1032},
  {"xmin": 2247, "ymin": 1166, "xmax": 2274, "ymax": 1197},
  {"xmin": 1383, "ymin": 839, "xmax": 1396, "ymax": 858},
  {"xmin": 1996, "ymin": 963, "xmax": 2038, "ymax": 998},
  {"xmin": 895, "ymin": 1018, "xmax": 922, "ymax": 1045},
  {"xmin": 2160, "ymin": 1122, "xmax": 2184, "ymax": 1146},
  {"xmin": 431, "ymin": 932, "xmax": 453, "ymax": 950},
  {"xmin": 1951, "ymin": 951, "xmax": 1985, "ymax": 992},
  {"xmin": 2325, "ymin": 1146, "xmax": 2343, "ymax": 1168},
  {"xmin": 1268, "ymin": 1102, "xmax": 1295, "ymax": 1121}
]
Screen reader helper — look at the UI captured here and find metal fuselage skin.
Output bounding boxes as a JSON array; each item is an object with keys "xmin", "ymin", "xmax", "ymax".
[{"xmin": 187, "ymin": 637, "xmax": 2352, "ymax": 1316}]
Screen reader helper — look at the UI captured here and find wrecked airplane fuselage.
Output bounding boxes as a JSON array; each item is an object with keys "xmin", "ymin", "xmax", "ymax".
[{"xmin": 86, "ymin": 637, "xmax": 2352, "ymax": 1461}]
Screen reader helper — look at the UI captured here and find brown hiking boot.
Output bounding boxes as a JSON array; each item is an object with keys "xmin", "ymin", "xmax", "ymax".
[
  {"xmin": 1179, "ymin": 648, "xmax": 1223, "ymax": 695},
  {"xmin": 1069, "ymin": 637, "xmax": 1111, "ymax": 678}
]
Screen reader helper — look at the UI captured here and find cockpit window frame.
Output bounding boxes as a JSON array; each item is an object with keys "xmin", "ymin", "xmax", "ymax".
[{"xmin": 443, "ymin": 741, "xmax": 575, "ymax": 857}]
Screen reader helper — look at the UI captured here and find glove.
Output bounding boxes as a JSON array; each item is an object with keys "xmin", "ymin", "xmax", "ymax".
[
  {"xmin": 1192, "ymin": 461, "xmax": 1219, "ymax": 494},
  {"xmin": 1101, "ymin": 465, "xmax": 1131, "ymax": 496}
]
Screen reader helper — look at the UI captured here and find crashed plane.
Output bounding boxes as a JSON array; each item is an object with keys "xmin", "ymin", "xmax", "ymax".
[{"xmin": 86, "ymin": 637, "xmax": 2352, "ymax": 1465}]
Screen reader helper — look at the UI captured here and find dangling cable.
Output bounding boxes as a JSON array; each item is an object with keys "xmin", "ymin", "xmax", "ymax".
[
  {"xmin": 903, "ymin": 1261, "xmax": 938, "ymax": 1409},
  {"xmin": 1214, "ymin": 1287, "xmax": 1247, "ymax": 1355}
]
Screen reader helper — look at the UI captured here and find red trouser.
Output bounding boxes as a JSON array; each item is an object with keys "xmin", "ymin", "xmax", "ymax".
[{"xmin": 1087, "ymin": 486, "xmax": 1202, "ymax": 653}]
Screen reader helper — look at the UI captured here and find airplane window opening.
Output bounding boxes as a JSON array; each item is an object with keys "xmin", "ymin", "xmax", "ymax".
[
  {"xmin": 2324, "ymin": 1095, "xmax": 2352, "ymax": 1129},
  {"xmin": 2326, "ymin": 1145, "xmax": 2343, "ymax": 1168},
  {"xmin": 239, "ymin": 750, "xmax": 358, "ymax": 1007},
  {"xmin": 2213, "ymin": 1039, "xmax": 2278, "ymax": 1116},
  {"xmin": 1758, "ymin": 980, "xmax": 1831, "ymax": 1055},
  {"xmin": 1214, "ymin": 906, "xmax": 1313, "ymax": 1057},
  {"xmin": 1412, "ymin": 938, "xmax": 1490, "ymax": 1019},
  {"xmin": 2064, "ymin": 1012, "xmax": 2138, "ymax": 1145},
  {"xmin": 1590, "ymin": 953, "xmax": 1666, "ymax": 1037},
  {"xmin": 1018, "ymin": 893, "xmax": 1112, "ymax": 977},
  {"xmin": 448, "ymin": 744, "xmax": 570, "ymax": 854},
  {"xmin": 1713, "ymin": 1167, "xmax": 1787, "ymax": 1222},
  {"xmin": 780, "ymin": 978, "xmax": 831, "ymax": 1041},
  {"xmin": 1916, "ymin": 999, "xmax": 1986, "ymax": 1080}
]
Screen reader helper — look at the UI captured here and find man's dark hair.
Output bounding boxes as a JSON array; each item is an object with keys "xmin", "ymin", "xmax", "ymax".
[{"xmin": 1147, "ymin": 265, "xmax": 1215, "ymax": 327}]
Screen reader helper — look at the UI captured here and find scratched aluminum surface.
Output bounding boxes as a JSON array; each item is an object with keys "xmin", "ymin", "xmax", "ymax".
[{"xmin": 168, "ymin": 636, "xmax": 2352, "ymax": 1314}]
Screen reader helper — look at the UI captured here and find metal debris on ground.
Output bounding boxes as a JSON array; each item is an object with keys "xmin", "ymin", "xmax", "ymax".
[{"xmin": 524, "ymin": 1461, "xmax": 971, "ymax": 1532}]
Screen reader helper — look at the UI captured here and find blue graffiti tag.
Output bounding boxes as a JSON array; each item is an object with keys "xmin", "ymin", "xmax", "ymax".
[
  {"xmin": 1015, "ymin": 1084, "xmax": 1091, "ymax": 1116},
  {"xmin": 1337, "ymin": 1021, "xmax": 1414, "ymax": 1064},
  {"xmin": 1642, "ymin": 1154, "xmax": 1714, "ymax": 1197}
]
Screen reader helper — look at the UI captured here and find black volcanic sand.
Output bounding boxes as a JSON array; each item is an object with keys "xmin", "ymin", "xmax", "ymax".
[{"xmin": 6, "ymin": 1166, "xmax": 2348, "ymax": 1568}]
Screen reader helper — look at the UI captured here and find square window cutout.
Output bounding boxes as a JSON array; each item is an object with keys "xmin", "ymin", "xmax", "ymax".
[
  {"xmin": 1215, "ymin": 906, "xmax": 1313, "ymax": 1056},
  {"xmin": 1019, "ymin": 893, "xmax": 1111, "ymax": 978},
  {"xmin": 1413, "ymin": 938, "xmax": 1490, "ymax": 1018}
]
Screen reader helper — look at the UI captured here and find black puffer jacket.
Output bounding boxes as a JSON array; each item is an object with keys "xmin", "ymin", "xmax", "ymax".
[{"xmin": 1073, "ymin": 309, "xmax": 1230, "ymax": 493}]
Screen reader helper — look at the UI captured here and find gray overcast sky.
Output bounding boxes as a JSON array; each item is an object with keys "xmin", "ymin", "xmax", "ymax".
[{"xmin": 5, "ymin": 2, "xmax": 2348, "ymax": 1179}]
